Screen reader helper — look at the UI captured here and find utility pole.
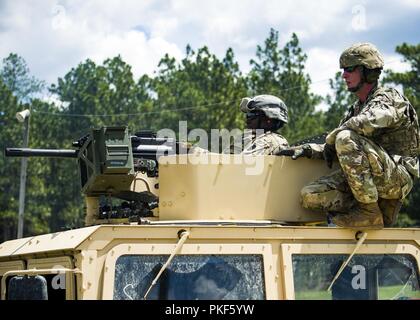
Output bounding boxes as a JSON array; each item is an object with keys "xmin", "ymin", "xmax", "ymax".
[{"xmin": 16, "ymin": 109, "xmax": 30, "ymax": 239}]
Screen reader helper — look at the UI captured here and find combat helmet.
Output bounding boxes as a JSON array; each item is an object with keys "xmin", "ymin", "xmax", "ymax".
[
  {"xmin": 339, "ymin": 43, "xmax": 384, "ymax": 69},
  {"xmin": 240, "ymin": 94, "xmax": 288, "ymax": 124}
]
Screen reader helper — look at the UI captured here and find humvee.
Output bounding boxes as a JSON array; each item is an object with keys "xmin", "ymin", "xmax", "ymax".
[{"xmin": 1, "ymin": 127, "xmax": 419, "ymax": 300}]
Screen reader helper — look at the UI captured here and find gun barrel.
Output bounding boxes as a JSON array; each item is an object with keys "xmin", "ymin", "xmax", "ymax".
[
  {"xmin": 5, "ymin": 148, "xmax": 78, "ymax": 158},
  {"xmin": 132, "ymin": 144, "xmax": 175, "ymax": 159},
  {"xmin": 131, "ymin": 136, "xmax": 175, "ymax": 144}
]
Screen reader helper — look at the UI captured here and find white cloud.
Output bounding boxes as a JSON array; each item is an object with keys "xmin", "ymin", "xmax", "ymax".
[
  {"xmin": 264, "ymin": 0, "xmax": 351, "ymax": 38},
  {"xmin": 306, "ymin": 47, "xmax": 340, "ymax": 98},
  {"xmin": 60, "ymin": 0, "xmax": 156, "ymax": 32},
  {"xmin": 0, "ymin": 0, "xmax": 183, "ymax": 84},
  {"xmin": 151, "ymin": 17, "xmax": 179, "ymax": 39},
  {"xmin": 0, "ymin": 0, "xmax": 417, "ymax": 98},
  {"xmin": 382, "ymin": 54, "xmax": 411, "ymax": 73},
  {"xmin": 399, "ymin": 0, "xmax": 420, "ymax": 8},
  {"xmin": 43, "ymin": 92, "xmax": 70, "ymax": 110},
  {"xmin": 86, "ymin": 31, "xmax": 183, "ymax": 77}
]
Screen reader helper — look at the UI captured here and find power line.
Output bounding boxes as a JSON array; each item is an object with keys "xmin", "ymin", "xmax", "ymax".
[
  {"xmin": 33, "ymin": 79, "xmax": 332, "ymax": 118},
  {"xmin": 32, "ymin": 100, "xmax": 237, "ymax": 118},
  {"xmin": 31, "ymin": 58, "xmax": 408, "ymax": 118}
]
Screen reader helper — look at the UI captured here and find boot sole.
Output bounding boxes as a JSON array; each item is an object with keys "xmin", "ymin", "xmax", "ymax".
[
  {"xmin": 332, "ymin": 220, "xmax": 384, "ymax": 230},
  {"xmin": 334, "ymin": 223, "xmax": 384, "ymax": 230}
]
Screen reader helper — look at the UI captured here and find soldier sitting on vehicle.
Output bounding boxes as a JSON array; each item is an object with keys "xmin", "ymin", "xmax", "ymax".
[
  {"xmin": 277, "ymin": 43, "xmax": 420, "ymax": 229},
  {"xmin": 191, "ymin": 94, "xmax": 289, "ymax": 155}
]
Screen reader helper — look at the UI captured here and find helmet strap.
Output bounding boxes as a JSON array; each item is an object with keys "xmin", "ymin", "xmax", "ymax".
[
  {"xmin": 348, "ymin": 81, "xmax": 364, "ymax": 93},
  {"xmin": 348, "ymin": 66, "xmax": 365, "ymax": 93},
  {"xmin": 257, "ymin": 116, "xmax": 262, "ymax": 131},
  {"xmin": 364, "ymin": 67, "xmax": 382, "ymax": 83}
]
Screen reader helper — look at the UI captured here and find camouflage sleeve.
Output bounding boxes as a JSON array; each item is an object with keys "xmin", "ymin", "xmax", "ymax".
[
  {"xmin": 338, "ymin": 108, "xmax": 354, "ymax": 126},
  {"xmin": 242, "ymin": 133, "xmax": 289, "ymax": 155},
  {"xmin": 269, "ymin": 135, "xmax": 289, "ymax": 155},
  {"xmin": 189, "ymin": 146, "xmax": 220, "ymax": 155},
  {"xmin": 341, "ymin": 94, "xmax": 402, "ymax": 137},
  {"xmin": 189, "ymin": 145, "xmax": 210, "ymax": 155},
  {"xmin": 222, "ymin": 134, "xmax": 244, "ymax": 154}
]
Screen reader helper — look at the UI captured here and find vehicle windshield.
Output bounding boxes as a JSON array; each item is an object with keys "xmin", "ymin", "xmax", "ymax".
[
  {"xmin": 292, "ymin": 254, "xmax": 420, "ymax": 300},
  {"xmin": 113, "ymin": 254, "xmax": 265, "ymax": 300}
]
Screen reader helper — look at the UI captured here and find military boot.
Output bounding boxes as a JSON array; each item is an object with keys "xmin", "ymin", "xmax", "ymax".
[
  {"xmin": 378, "ymin": 198, "xmax": 402, "ymax": 227},
  {"xmin": 332, "ymin": 202, "xmax": 384, "ymax": 229}
]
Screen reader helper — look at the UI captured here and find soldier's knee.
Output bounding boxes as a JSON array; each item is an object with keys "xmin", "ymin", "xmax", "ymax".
[
  {"xmin": 300, "ymin": 186, "xmax": 315, "ymax": 209},
  {"xmin": 336, "ymin": 130, "xmax": 360, "ymax": 153},
  {"xmin": 336, "ymin": 129, "xmax": 353, "ymax": 144}
]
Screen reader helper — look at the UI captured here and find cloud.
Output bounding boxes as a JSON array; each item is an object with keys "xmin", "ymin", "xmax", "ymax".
[
  {"xmin": 305, "ymin": 47, "xmax": 342, "ymax": 111},
  {"xmin": 382, "ymin": 54, "xmax": 411, "ymax": 73},
  {"xmin": 0, "ymin": 0, "xmax": 418, "ymax": 103},
  {"xmin": 306, "ymin": 47, "xmax": 341, "ymax": 96},
  {"xmin": 87, "ymin": 31, "xmax": 183, "ymax": 77},
  {"xmin": 401, "ymin": 0, "xmax": 420, "ymax": 8},
  {"xmin": 0, "ymin": 0, "xmax": 184, "ymax": 84}
]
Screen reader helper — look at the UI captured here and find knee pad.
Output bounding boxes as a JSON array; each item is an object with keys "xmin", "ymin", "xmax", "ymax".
[
  {"xmin": 300, "ymin": 186, "xmax": 318, "ymax": 209},
  {"xmin": 335, "ymin": 130, "xmax": 359, "ymax": 154},
  {"xmin": 335, "ymin": 129, "xmax": 353, "ymax": 144}
]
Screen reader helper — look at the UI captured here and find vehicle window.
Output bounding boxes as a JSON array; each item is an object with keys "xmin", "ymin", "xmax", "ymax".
[
  {"xmin": 114, "ymin": 254, "xmax": 265, "ymax": 300},
  {"xmin": 292, "ymin": 254, "xmax": 420, "ymax": 300},
  {"xmin": 6, "ymin": 274, "xmax": 67, "ymax": 300},
  {"xmin": 8, "ymin": 275, "xmax": 48, "ymax": 300}
]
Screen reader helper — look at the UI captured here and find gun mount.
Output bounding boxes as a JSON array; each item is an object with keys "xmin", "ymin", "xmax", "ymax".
[
  {"xmin": 5, "ymin": 126, "xmax": 336, "ymax": 227},
  {"xmin": 4, "ymin": 126, "xmax": 180, "ymax": 224}
]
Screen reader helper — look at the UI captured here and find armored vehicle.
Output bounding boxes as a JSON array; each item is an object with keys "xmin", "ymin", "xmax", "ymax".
[{"xmin": 1, "ymin": 127, "xmax": 419, "ymax": 300}]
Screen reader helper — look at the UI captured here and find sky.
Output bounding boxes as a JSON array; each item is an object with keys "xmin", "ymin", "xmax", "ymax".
[{"xmin": 0, "ymin": 0, "xmax": 419, "ymax": 107}]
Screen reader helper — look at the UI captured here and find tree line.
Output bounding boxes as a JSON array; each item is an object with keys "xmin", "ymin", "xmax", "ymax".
[{"xmin": 0, "ymin": 29, "xmax": 419, "ymax": 241}]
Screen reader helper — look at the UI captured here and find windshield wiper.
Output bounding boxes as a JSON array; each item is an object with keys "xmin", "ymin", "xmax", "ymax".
[
  {"xmin": 327, "ymin": 231, "xmax": 368, "ymax": 291},
  {"xmin": 143, "ymin": 230, "xmax": 190, "ymax": 300}
]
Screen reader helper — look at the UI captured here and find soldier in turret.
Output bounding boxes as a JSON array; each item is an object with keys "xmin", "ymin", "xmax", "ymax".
[
  {"xmin": 278, "ymin": 43, "xmax": 420, "ymax": 229},
  {"xmin": 191, "ymin": 94, "xmax": 289, "ymax": 155},
  {"xmin": 227, "ymin": 94, "xmax": 289, "ymax": 155}
]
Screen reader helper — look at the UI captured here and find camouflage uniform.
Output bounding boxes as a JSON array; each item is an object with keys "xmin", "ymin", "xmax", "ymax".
[
  {"xmin": 301, "ymin": 85, "xmax": 420, "ymax": 215},
  {"xmin": 234, "ymin": 94, "xmax": 289, "ymax": 155},
  {"xmin": 277, "ymin": 43, "xmax": 420, "ymax": 228},
  {"xmin": 190, "ymin": 131, "xmax": 289, "ymax": 156},
  {"xmin": 227, "ymin": 131, "xmax": 289, "ymax": 155},
  {"xmin": 192, "ymin": 94, "xmax": 289, "ymax": 156}
]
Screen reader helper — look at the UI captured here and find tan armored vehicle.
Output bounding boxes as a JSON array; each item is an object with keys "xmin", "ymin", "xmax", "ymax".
[{"xmin": 1, "ymin": 127, "xmax": 419, "ymax": 300}]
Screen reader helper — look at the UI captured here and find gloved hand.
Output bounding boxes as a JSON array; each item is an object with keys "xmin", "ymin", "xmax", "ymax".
[
  {"xmin": 323, "ymin": 143, "xmax": 336, "ymax": 168},
  {"xmin": 176, "ymin": 141, "xmax": 193, "ymax": 154},
  {"xmin": 276, "ymin": 144, "xmax": 312, "ymax": 160}
]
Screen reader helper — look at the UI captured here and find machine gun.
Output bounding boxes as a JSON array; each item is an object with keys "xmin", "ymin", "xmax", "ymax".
[{"xmin": 5, "ymin": 126, "xmax": 182, "ymax": 224}]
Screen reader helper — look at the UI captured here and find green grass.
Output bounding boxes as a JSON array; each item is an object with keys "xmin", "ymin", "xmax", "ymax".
[
  {"xmin": 295, "ymin": 285, "xmax": 420, "ymax": 300},
  {"xmin": 295, "ymin": 290, "xmax": 332, "ymax": 300},
  {"xmin": 378, "ymin": 285, "xmax": 420, "ymax": 300}
]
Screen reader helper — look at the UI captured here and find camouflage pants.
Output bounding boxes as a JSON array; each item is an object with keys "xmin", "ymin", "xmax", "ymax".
[{"xmin": 301, "ymin": 130, "xmax": 413, "ymax": 213}]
